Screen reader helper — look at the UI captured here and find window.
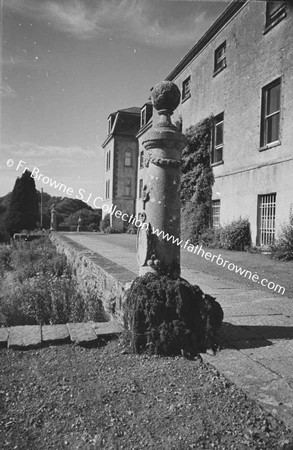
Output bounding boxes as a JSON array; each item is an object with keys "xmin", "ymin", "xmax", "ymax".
[
  {"xmin": 260, "ymin": 78, "xmax": 281, "ymax": 148},
  {"xmin": 124, "ymin": 149, "xmax": 132, "ymax": 167},
  {"xmin": 214, "ymin": 42, "xmax": 226, "ymax": 75},
  {"xmin": 182, "ymin": 76, "xmax": 191, "ymax": 101},
  {"xmin": 139, "ymin": 179, "xmax": 143, "ymax": 199},
  {"xmin": 140, "ymin": 104, "xmax": 153, "ymax": 128},
  {"xmin": 139, "ymin": 150, "xmax": 144, "ymax": 168},
  {"xmin": 211, "ymin": 113, "xmax": 224, "ymax": 164},
  {"xmin": 211, "ymin": 200, "xmax": 221, "ymax": 230},
  {"xmin": 106, "ymin": 150, "xmax": 111, "ymax": 171},
  {"xmin": 124, "ymin": 178, "xmax": 131, "ymax": 197},
  {"xmin": 105, "ymin": 180, "xmax": 110, "ymax": 199},
  {"xmin": 108, "ymin": 117, "xmax": 114, "ymax": 134},
  {"xmin": 265, "ymin": 1, "xmax": 286, "ymax": 29},
  {"xmin": 141, "ymin": 107, "xmax": 147, "ymax": 128},
  {"xmin": 258, "ymin": 193, "xmax": 276, "ymax": 246}
]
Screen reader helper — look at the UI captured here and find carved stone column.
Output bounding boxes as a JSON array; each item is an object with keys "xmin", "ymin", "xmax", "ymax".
[
  {"xmin": 77, "ymin": 215, "xmax": 82, "ymax": 232},
  {"xmin": 137, "ymin": 81, "xmax": 187, "ymax": 278},
  {"xmin": 50, "ymin": 203, "xmax": 57, "ymax": 231}
]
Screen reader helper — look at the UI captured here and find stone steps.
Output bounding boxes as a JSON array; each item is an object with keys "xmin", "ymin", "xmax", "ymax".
[{"xmin": 1, "ymin": 321, "xmax": 124, "ymax": 350}]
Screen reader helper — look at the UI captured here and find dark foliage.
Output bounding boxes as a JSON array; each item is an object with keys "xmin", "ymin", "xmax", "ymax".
[
  {"xmin": 5, "ymin": 171, "xmax": 39, "ymax": 236},
  {"xmin": 124, "ymin": 273, "xmax": 223, "ymax": 356},
  {"xmin": 220, "ymin": 218, "xmax": 251, "ymax": 250},
  {"xmin": 181, "ymin": 116, "xmax": 214, "ymax": 243},
  {"xmin": 1, "ymin": 188, "xmax": 96, "ymax": 231},
  {"xmin": 270, "ymin": 214, "xmax": 293, "ymax": 260},
  {"xmin": 59, "ymin": 208, "xmax": 102, "ymax": 231},
  {"xmin": 0, "ymin": 238, "xmax": 105, "ymax": 326},
  {"xmin": 0, "ymin": 224, "xmax": 10, "ymax": 244},
  {"xmin": 100, "ymin": 213, "xmax": 111, "ymax": 232}
]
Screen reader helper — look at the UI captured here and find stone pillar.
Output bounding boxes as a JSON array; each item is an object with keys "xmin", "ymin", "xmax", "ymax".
[
  {"xmin": 50, "ymin": 204, "xmax": 57, "ymax": 231},
  {"xmin": 137, "ymin": 81, "xmax": 187, "ymax": 278},
  {"xmin": 77, "ymin": 215, "xmax": 82, "ymax": 232}
]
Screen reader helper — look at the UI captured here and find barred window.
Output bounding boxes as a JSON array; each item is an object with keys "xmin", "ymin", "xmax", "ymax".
[{"xmin": 258, "ymin": 193, "xmax": 276, "ymax": 246}]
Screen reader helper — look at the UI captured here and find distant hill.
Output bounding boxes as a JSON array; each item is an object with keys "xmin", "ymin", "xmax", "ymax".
[{"xmin": 0, "ymin": 191, "xmax": 101, "ymax": 232}]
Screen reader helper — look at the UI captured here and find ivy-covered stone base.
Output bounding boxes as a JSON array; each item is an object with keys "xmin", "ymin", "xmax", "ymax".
[{"xmin": 123, "ymin": 273, "xmax": 223, "ymax": 357}]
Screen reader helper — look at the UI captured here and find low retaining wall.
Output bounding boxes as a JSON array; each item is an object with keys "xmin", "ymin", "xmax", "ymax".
[{"xmin": 49, "ymin": 233, "xmax": 135, "ymax": 325}]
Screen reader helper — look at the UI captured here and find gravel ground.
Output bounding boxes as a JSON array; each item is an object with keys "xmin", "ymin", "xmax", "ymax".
[{"xmin": 1, "ymin": 339, "xmax": 293, "ymax": 450}]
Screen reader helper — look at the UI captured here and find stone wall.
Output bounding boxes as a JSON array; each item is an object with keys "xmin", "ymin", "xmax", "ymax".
[{"xmin": 49, "ymin": 233, "xmax": 131, "ymax": 325}]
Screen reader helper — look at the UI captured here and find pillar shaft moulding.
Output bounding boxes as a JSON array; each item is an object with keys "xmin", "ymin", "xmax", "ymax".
[{"xmin": 138, "ymin": 81, "xmax": 187, "ymax": 278}]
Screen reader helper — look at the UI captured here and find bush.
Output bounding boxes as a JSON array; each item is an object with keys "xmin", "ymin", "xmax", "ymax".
[
  {"xmin": 0, "ymin": 224, "xmax": 10, "ymax": 244},
  {"xmin": 126, "ymin": 222, "xmax": 138, "ymax": 234},
  {"xmin": 123, "ymin": 273, "xmax": 223, "ymax": 356},
  {"xmin": 270, "ymin": 214, "xmax": 293, "ymax": 261},
  {"xmin": 100, "ymin": 213, "xmax": 110, "ymax": 232},
  {"xmin": 220, "ymin": 218, "xmax": 251, "ymax": 251},
  {"xmin": 0, "ymin": 245, "xmax": 12, "ymax": 276},
  {"xmin": 104, "ymin": 226, "xmax": 119, "ymax": 234},
  {"xmin": 0, "ymin": 237, "xmax": 105, "ymax": 326},
  {"xmin": 198, "ymin": 227, "xmax": 221, "ymax": 248}
]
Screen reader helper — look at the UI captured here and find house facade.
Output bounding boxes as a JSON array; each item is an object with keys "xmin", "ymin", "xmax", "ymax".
[
  {"xmin": 101, "ymin": 107, "xmax": 140, "ymax": 231},
  {"xmin": 102, "ymin": 0, "xmax": 293, "ymax": 246}
]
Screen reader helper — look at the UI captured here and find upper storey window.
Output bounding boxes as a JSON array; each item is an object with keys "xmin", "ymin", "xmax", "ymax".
[
  {"xmin": 211, "ymin": 113, "xmax": 224, "ymax": 165},
  {"xmin": 108, "ymin": 116, "xmax": 115, "ymax": 134},
  {"xmin": 106, "ymin": 150, "xmax": 111, "ymax": 171},
  {"xmin": 141, "ymin": 107, "xmax": 147, "ymax": 127},
  {"xmin": 264, "ymin": 1, "xmax": 286, "ymax": 32},
  {"xmin": 124, "ymin": 149, "xmax": 132, "ymax": 167},
  {"xmin": 214, "ymin": 42, "xmax": 226, "ymax": 76},
  {"xmin": 182, "ymin": 76, "xmax": 191, "ymax": 102},
  {"xmin": 260, "ymin": 78, "xmax": 281, "ymax": 148},
  {"xmin": 140, "ymin": 104, "xmax": 153, "ymax": 128}
]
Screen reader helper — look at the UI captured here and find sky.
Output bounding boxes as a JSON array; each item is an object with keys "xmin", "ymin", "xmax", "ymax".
[{"xmin": 0, "ymin": 0, "xmax": 228, "ymax": 207}]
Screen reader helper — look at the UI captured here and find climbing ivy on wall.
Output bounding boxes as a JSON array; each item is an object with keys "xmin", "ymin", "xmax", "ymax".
[{"xmin": 181, "ymin": 115, "xmax": 214, "ymax": 243}]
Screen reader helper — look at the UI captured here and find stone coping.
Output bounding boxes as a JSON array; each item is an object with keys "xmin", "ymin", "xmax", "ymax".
[{"xmin": 0, "ymin": 321, "xmax": 124, "ymax": 350}]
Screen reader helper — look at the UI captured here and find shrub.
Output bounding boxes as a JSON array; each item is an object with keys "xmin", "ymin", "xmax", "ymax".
[
  {"xmin": 0, "ymin": 224, "xmax": 10, "ymax": 244},
  {"xmin": 270, "ymin": 214, "xmax": 293, "ymax": 261},
  {"xmin": 0, "ymin": 245, "xmax": 12, "ymax": 276},
  {"xmin": 104, "ymin": 226, "xmax": 119, "ymax": 234},
  {"xmin": 198, "ymin": 227, "xmax": 221, "ymax": 248},
  {"xmin": 100, "ymin": 213, "xmax": 110, "ymax": 232},
  {"xmin": 220, "ymin": 218, "xmax": 251, "ymax": 251},
  {"xmin": 0, "ymin": 237, "xmax": 105, "ymax": 326},
  {"xmin": 126, "ymin": 222, "xmax": 138, "ymax": 234},
  {"xmin": 123, "ymin": 273, "xmax": 223, "ymax": 356}
]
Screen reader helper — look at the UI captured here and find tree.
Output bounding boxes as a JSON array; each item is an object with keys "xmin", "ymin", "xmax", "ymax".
[
  {"xmin": 6, "ymin": 171, "xmax": 39, "ymax": 235},
  {"xmin": 59, "ymin": 208, "xmax": 102, "ymax": 231},
  {"xmin": 181, "ymin": 116, "xmax": 214, "ymax": 243}
]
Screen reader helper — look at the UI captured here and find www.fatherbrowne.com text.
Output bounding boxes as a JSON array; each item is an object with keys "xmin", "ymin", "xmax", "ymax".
[{"xmin": 7, "ymin": 159, "xmax": 285, "ymax": 295}]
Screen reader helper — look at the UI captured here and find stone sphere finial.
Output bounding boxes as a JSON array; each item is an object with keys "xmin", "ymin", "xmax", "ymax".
[{"xmin": 151, "ymin": 81, "xmax": 181, "ymax": 115}]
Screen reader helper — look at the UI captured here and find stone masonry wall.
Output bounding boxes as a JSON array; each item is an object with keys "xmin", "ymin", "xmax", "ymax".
[{"xmin": 49, "ymin": 233, "xmax": 130, "ymax": 325}]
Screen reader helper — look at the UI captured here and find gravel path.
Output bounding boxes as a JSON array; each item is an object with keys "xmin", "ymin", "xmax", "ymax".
[{"xmin": 1, "ymin": 340, "xmax": 293, "ymax": 449}]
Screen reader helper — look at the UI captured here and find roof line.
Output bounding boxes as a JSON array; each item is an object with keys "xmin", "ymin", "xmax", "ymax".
[{"xmin": 165, "ymin": 0, "xmax": 247, "ymax": 81}]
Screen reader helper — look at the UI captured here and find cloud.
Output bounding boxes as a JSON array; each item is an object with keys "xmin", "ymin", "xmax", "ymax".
[
  {"xmin": 1, "ymin": 142, "xmax": 97, "ymax": 160},
  {"xmin": 4, "ymin": 0, "xmax": 210, "ymax": 47},
  {"xmin": 0, "ymin": 140, "xmax": 105, "ymax": 198},
  {"xmin": 0, "ymin": 82, "xmax": 17, "ymax": 98}
]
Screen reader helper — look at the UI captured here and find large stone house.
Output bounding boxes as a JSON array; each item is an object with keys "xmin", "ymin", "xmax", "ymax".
[
  {"xmin": 102, "ymin": 0, "xmax": 293, "ymax": 246},
  {"xmin": 101, "ymin": 107, "xmax": 140, "ymax": 231}
]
